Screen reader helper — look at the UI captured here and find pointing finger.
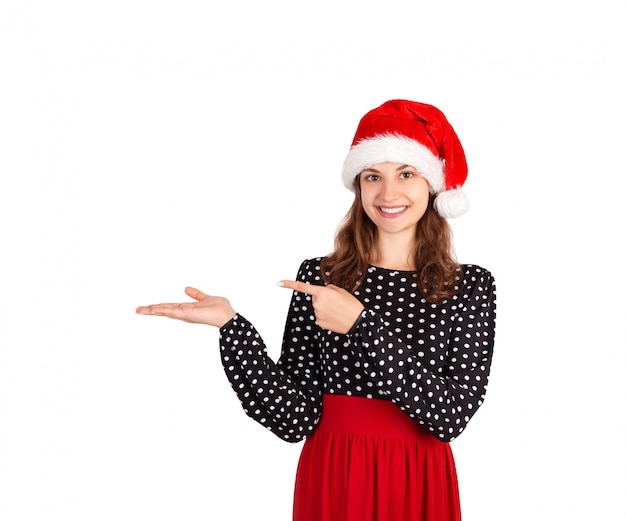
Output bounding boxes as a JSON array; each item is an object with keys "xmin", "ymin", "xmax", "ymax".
[{"xmin": 278, "ymin": 280, "xmax": 323, "ymax": 296}]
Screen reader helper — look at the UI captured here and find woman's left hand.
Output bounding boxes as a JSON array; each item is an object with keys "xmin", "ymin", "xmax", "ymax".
[{"xmin": 278, "ymin": 280, "xmax": 364, "ymax": 334}]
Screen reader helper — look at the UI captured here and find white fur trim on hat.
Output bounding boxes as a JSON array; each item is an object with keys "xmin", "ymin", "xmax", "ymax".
[{"xmin": 342, "ymin": 134, "xmax": 445, "ymax": 193}]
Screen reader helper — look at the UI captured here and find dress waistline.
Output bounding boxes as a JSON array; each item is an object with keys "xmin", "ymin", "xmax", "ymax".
[{"xmin": 316, "ymin": 394, "xmax": 443, "ymax": 444}]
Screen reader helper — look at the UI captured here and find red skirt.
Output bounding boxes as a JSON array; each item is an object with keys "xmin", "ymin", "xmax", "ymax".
[{"xmin": 293, "ymin": 395, "xmax": 461, "ymax": 521}]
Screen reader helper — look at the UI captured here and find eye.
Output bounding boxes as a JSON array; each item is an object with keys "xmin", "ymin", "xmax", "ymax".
[
  {"xmin": 399, "ymin": 171, "xmax": 415, "ymax": 179},
  {"xmin": 363, "ymin": 174, "xmax": 380, "ymax": 182}
]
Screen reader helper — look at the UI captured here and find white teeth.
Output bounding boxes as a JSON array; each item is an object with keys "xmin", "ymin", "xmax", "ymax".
[{"xmin": 379, "ymin": 206, "xmax": 407, "ymax": 214}]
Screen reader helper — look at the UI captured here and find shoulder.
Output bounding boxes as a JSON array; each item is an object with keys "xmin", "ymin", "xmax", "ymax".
[
  {"xmin": 457, "ymin": 264, "xmax": 496, "ymax": 300},
  {"xmin": 460, "ymin": 264, "xmax": 495, "ymax": 283},
  {"xmin": 295, "ymin": 257, "xmax": 325, "ymax": 284}
]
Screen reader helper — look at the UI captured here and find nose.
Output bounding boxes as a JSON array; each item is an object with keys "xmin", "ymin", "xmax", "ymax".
[{"xmin": 379, "ymin": 178, "xmax": 399, "ymax": 201}]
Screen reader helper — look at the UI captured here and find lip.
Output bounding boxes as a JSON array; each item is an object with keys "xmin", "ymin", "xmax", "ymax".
[{"xmin": 376, "ymin": 205, "xmax": 408, "ymax": 218}]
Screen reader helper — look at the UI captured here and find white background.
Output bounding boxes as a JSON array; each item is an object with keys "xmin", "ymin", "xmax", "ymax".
[{"xmin": 1, "ymin": 1, "xmax": 624, "ymax": 519}]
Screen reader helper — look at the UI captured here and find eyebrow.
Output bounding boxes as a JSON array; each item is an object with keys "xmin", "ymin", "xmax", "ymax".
[{"xmin": 361, "ymin": 164, "xmax": 414, "ymax": 174}]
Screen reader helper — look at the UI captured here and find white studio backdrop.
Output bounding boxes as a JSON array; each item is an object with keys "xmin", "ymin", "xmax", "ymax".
[{"xmin": 1, "ymin": 1, "xmax": 624, "ymax": 520}]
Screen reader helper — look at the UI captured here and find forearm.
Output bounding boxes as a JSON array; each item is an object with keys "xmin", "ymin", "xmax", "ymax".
[
  {"xmin": 219, "ymin": 314, "xmax": 322, "ymax": 442},
  {"xmin": 348, "ymin": 309, "xmax": 493, "ymax": 441}
]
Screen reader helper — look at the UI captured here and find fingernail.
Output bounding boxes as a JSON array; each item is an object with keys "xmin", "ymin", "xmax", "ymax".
[{"xmin": 276, "ymin": 281, "xmax": 285, "ymax": 287}]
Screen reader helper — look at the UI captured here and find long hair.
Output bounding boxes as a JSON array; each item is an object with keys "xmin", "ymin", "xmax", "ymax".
[{"xmin": 321, "ymin": 179, "xmax": 461, "ymax": 303}]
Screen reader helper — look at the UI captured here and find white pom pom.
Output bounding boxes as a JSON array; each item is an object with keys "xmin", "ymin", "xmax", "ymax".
[{"xmin": 434, "ymin": 188, "xmax": 469, "ymax": 218}]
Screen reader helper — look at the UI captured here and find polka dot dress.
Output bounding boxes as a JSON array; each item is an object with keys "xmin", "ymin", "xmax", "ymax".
[{"xmin": 219, "ymin": 257, "xmax": 496, "ymax": 520}]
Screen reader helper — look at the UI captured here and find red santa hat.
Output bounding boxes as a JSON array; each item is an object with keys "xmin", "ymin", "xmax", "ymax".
[{"xmin": 342, "ymin": 99, "xmax": 470, "ymax": 219}]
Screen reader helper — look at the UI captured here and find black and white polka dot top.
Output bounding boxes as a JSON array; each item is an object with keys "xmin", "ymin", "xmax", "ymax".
[{"xmin": 219, "ymin": 257, "xmax": 496, "ymax": 443}]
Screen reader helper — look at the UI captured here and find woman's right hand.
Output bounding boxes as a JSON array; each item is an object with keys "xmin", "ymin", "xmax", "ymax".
[{"xmin": 135, "ymin": 287, "xmax": 236, "ymax": 328}]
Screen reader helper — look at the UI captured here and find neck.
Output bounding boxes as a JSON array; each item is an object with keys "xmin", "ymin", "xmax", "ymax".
[{"xmin": 369, "ymin": 232, "xmax": 417, "ymax": 271}]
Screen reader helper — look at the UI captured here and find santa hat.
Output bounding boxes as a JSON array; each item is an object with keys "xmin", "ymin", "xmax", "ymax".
[{"xmin": 342, "ymin": 99, "xmax": 470, "ymax": 218}]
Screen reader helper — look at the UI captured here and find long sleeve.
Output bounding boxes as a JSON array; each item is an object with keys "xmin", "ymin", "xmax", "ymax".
[
  {"xmin": 218, "ymin": 260, "xmax": 323, "ymax": 443},
  {"xmin": 348, "ymin": 266, "xmax": 496, "ymax": 442}
]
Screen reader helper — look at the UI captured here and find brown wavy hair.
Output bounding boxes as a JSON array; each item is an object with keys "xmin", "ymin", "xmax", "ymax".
[{"xmin": 321, "ymin": 179, "xmax": 461, "ymax": 303}]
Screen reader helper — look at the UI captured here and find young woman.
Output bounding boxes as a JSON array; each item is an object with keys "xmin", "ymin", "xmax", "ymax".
[{"xmin": 136, "ymin": 99, "xmax": 497, "ymax": 521}]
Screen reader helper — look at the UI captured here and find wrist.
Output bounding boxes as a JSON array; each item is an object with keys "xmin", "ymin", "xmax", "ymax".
[{"xmin": 216, "ymin": 308, "xmax": 237, "ymax": 328}]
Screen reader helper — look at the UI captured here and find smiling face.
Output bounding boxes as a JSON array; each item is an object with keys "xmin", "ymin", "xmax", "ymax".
[{"xmin": 359, "ymin": 162, "xmax": 430, "ymax": 239}]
